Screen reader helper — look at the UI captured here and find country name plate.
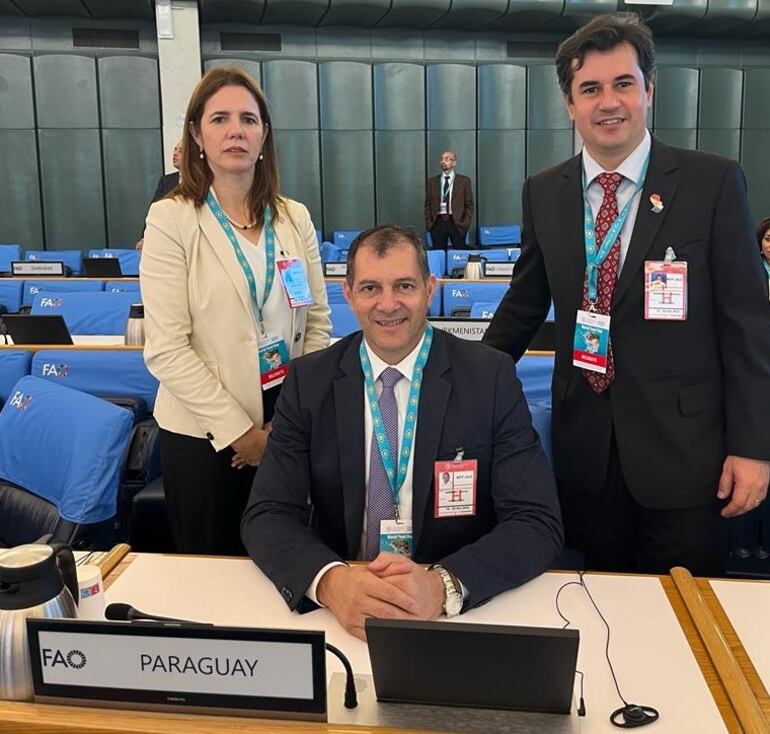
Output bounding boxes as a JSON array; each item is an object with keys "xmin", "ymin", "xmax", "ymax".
[
  {"xmin": 27, "ymin": 618, "xmax": 326, "ymax": 720},
  {"xmin": 324, "ymin": 262, "xmax": 347, "ymax": 277},
  {"xmin": 12, "ymin": 261, "xmax": 66, "ymax": 276},
  {"xmin": 429, "ymin": 317, "xmax": 490, "ymax": 341},
  {"xmin": 483, "ymin": 262, "xmax": 515, "ymax": 277}
]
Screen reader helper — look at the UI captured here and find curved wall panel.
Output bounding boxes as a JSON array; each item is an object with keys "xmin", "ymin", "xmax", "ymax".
[
  {"xmin": 262, "ymin": 0, "xmax": 329, "ymax": 25},
  {"xmin": 699, "ymin": 68, "xmax": 743, "ymax": 129},
  {"xmin": 34, "ymin": 55, "xmax": 98, "ymax": 128},
  {"xmin": 527, "ymin": 64, "xmax": 569, "ymax": 130},
  {"xmin": 654, "ymin": 67, "xmax": 699, "ymax": 130},
  {"xmin": 374, "ymin": 63, "xmax": 425, "ymax": 130},
  {"xmin": 319, "ymin": 61, "xmax": 372, "ymax": 130},
  {"xmin": 0, "ymin": 54, "xmax": 34, "ymax": 129},
  {"xmin": 99, "ymin": 56, "xmax": 160, "ymax": 129},
  {"xmin": 263, "ymin": 60, "xmax": 317, "ymax": 129},
  {"xmin": 205, "ymin": 58, "xmax": 262, "ymax": 84},
  {"xmin": 426, "ymin": 64, "xmax": 475, "ymax": 131},
  {"xmin": 478, "ymin": 64, "xmax": 526, "ymax": 130},
  {"xmin": 430, "ymin": 0, "xmax": 507, "ymax": 30},
  {"xmin": 200, "ymin": 0, "xmax": 266, "ymax": 22},
  {"xmin": 377, "ymin": 0, "xmax": 451, "ymax": 30},
  {"xmin": 320, "ymin": 0, "xmax": 389, "ymax": 27},
  {"xmin": 487, "ymin": 0, "xmax": 564, "ymax": 32}
]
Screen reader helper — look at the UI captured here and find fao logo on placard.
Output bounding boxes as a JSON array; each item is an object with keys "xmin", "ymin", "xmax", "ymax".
[
  {"xmin": 9, "ymin": 391, "xmax": 32, "ymax": 412},
  {"xmin": 41, "ymin": 648, "xmax": 87, "ymax": 669}
]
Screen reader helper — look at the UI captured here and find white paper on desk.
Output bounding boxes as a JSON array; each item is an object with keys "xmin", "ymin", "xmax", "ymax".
[
  {"xmin": 106, "ymin": 559, "xmax": 726, "ymax": 734},
  {"xmin": 711, "ymin": 579, "xmax": 770, "ymax": 691}
]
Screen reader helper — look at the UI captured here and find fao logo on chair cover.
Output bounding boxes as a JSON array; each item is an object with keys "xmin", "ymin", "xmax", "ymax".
[{"xmin": 42, "ymin": 648, "xmax": 87, "ymax": 669}]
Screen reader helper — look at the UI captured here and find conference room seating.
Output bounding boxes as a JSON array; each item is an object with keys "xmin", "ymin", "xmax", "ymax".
[
  {"xmin": 0, "ymin": 350, "xmax": 32, "ymax": 407},
  {"xmin": 104, "ymin": 280, "xmax": 141, "ymax": 293},
  {"xmin": 333, "ymin": 230, "xmax": 361, "ymax": 249},
  {"xmin": 30, "ymin": 290, "xmax": 139, "ymax": 335},
  {"xmin": 446, "ymin": 248, "xmax": 509, "ymax": 277},
  {"xmin": 88, "ymin": 248, "xmax": 141, "ymax": 276},
  {"xmin": 479, "ymin": 225, "xmax": 522, "ymax": 246},
  {"xmin": 0, "ymin": 281, "xmax": 23, "ymax": 314},
  {"xmin": 0, "ymin": 244, "xmax": 21, "ymax": 273},
  {"xmin": 0, "ymin": 375, "xmax": 135, "ymax": 548},
  {"xmin": 442, "ymin": 281, "xmax": 509, "ymax": 317},
  {"xmin": 23, "ymin": 278, "xmax": 104, "ymax": 308},
  {"xmin": 469, "ymin": 301, "xmax": 499, "ymax": 318},
  {"xmin": 427, "ymin": 249, "xmax": 446, "ymax": 278},
  {"xmin": 25, "ymin": 249, "xmax": 84, "ymax": 275}
]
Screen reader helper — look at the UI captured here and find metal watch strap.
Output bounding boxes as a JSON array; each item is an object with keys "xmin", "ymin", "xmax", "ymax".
[{"xmin": 430, "ymin": 564, "xmax": 462, "ymax": 617}]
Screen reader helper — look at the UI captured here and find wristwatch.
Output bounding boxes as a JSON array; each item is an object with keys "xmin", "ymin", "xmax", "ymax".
[{"xmin": 430, "ymin": 564, "xmax": 463, "ymax": 617}]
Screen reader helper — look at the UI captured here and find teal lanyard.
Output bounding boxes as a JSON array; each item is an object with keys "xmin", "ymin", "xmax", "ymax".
[
  {"xmin": 764, "ymin": 260, "xmax": 770, "ymax": 280},
  {"xmin": 207, "ymin": 190, "xmax": 275, "ymax": 334},
  {"xmin": 582, "ymin": 153, "xmax": 650, "ymax": 303},
  {"xmin": 360, "ymin": 325, "xmax": 434, "ymax": 520}
]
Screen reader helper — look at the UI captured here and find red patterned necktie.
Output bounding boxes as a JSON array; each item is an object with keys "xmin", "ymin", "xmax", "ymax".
[{"xmin": 582, "ymin": 172, "xmax": 622, "ymax": 394}]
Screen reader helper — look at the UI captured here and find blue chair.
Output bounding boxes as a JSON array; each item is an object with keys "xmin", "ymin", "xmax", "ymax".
[
  {"xmin": 325, "ymin": 281, "xmax": 346, "ymax": 304},
  {"xmin": 469, "ymin": 301, "xmax": 499, "ymax": 318},
  {"xmin": 508, "ymin": 248, "xmax": 521, "ymax": 262},
  {"xmin": 0, "ymin": 244, "xmax": 21, "ymax": 273},
  {"xmin": 88, "ymin": 249, "xmax": 141, "ymax": 276},
  {"xmin": 427, "ymin": 250, "xmax": 446, "ymax": 278},
  {"xmin": 330, "ymin": 302, "xmax": 359, "ymax": 338},
  {"xmin": 333, "ymin": 230, "xmax": 361, "ymax": 249},
  {"xmin": 31, "ymin": 291, "xmax": 139, "ymax": 335},
  {"xmin": 516, "ymin": 354, "xmax": 554, "ymax": 405},
  {"xmin": 104, "ymin": 280, "xmax": 141, "ymax": 294},
  {"xmin": 479, "ymin": 225, "xmax": 521, "ymax": 247},
  {"xmin": 528, "ymin": 400, "xmax": 553, "ymax": 469},
  {"xmin": 446, "ymin": 248, "xmax": 508, "ymax": 277},
  {"xmin": 0, "ymin": 281, "xmax": 23, "ymax": 314},
  {"xmin": 32, "ymin": 350, "xmax": 159, "ymax": 412},
  {"xmin": 25, "ymin": 250, "xmax": 83, "ymax": 275},
  {"xmin": 0, "ymin": 351, "xmax": 32, "ymax": 405},
  {"xmin": 315, "ymin": 229, "xmax": 323, "ymax": 246},
  {"xmin": 426, "ymin": 231, "xmax": 469, "ymax": 248},
  {"xmin": 442, "ymin": 281, "xmax": 508, "ymax": 317},
  {"xmin": 23, "ymin": 279, "xmax": 104, "ymax": 307},
  {"xmin": 320, "ymin": 242, "xmax": 344, "ymax": 265},
  {"xmin": 546, "ymin": 302, "xmax": 555, "ymax": 321},
  {"xmin": 0, "ymin": 376, "xmax": 134, "ymax": 544}
]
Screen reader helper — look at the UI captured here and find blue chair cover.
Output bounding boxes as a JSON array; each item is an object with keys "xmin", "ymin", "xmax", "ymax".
[
  {"xmin": 325, "ymin": 281, "xmax": 346, "ymax": 304},
  {"xmin": 446, "ymin": 248, "xmax": 508, "ymax": 275},
  {"xmin": 426, "ymin": 231, "xmax": 468, "ymax": 247},
  {"xmin": 320, "ymin": 242, "xmax": 343, "ymax": 265},
  {"xmin": 547, "ymin": 302, "xmax": 555, "ymax": 321},
  {"xmin": 0, "ymin": 281, "xmax": 23, "ymax": 314},
  {"xmin": 25, "ymin": 250, "xmax": 84, "ymax": 275},
  {"xmin": 32, "ymin": 350, "xmax": 159, "ymax": 411},
  {"xmin": 508, "ymin": 248, "xmax": 521, "ymax": 262},
  {"xmin": 0, "ymin": 376, "xmax": 134, "ymax": 523},
  {"xmin": 528, "ymin": 400, "xmax": 553, "ymax": 469},
  {"xmin": 104, "ymin": 280, "xmax": 141, "ymax": 293},
  {"xmin": 0, "ymin": 351, "xmax": 32, "ymax": 403},
  {"xmin": 469, "ymin": 301, "xmax": 499, "ymax": 318},
  {"xmin": 427, "ymin": 249, "xmax": 446, "ymax": 278},
  {"xmin": 31, "ymin": 291, "xmax": 139, "ymax": 335},
  {"xmin": 442, "ymin": 281, "xmax": 508, "ymax": 316},
  {"xmin": 516, "ymin": 354, "xmax": 554, "ymax": 405},
  {"xmin": 315, "ymin": 229, "xmax": 323, "ymax": 246},
  {"xmin": 330, "ymin": 302, "xmax": 360, "ymax": 338},
  {"xmin": 23, "ymin": 279, "xmax": 104, "ymax": 307},
  {"xmin": 333, "ymin": 230, "xmax": 361, "ymax": 249},
  {"xmin": 479, "ymin": 225, "xmax": 521, "ymax": 246},
  {"xmin": 88, "ymin": 249, "xmax": 141, "ymax": 276},
  {"xmin": 0, "ymin": 244, "xmax": 21, "ymax": 273}
]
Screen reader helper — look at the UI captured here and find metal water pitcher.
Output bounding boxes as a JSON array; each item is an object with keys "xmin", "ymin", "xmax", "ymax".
[
  {"xmin": 463, "ymin": 254, "xmax": 486, "ymax": 280},
  {"xmin": 124, "ymin": 303, "xmax": 145, "ymax": 346}
]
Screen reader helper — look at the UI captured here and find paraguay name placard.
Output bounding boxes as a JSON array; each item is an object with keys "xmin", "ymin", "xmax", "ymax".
[{"xmin": 27, "ymin": 618, "xmax": 326, "ymax": 719}]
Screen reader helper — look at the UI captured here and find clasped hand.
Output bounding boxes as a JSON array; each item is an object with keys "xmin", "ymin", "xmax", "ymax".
[
  {"xmin": 317, "ymin": 553, "xmax": 446, "ymax": 641},
  {"xmin": 230, "ymin": 424, "xmax": 271, "ymax": 469}
]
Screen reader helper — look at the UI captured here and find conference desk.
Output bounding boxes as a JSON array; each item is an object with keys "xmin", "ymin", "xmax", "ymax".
[
  {"xmin": 0, "ymin": 335, "xmax": 135, "ymax": 349},
  {"xmin": 1, "ymin": 553, "xmax": 759, "ymax": 734}
]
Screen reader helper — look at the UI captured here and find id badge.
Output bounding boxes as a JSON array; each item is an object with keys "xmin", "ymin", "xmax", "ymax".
[
  {"xmin": 277, "ymin": 258, "xmax": 314, "ymax": 309},
  {"xmin": 379, "ymin": 519, "xmax": 413, "ymax": 557},
  {"xmin": 434, "ymin": 460, "xmax": 477, "ymax": 518},
  {"xmin": 439, "ymin": 201, "xmax": 448, "ymax": 215},
  {"xmin": 644, "ymin": 261, "xmax": 688, "ymax": 321},
  {"xmin": 573, "ymin": 310, "xmax": 610, "ymax": 374},
  {"xmin": 258, "ymin": 332, "xmax": 290, "ymax": 390}
]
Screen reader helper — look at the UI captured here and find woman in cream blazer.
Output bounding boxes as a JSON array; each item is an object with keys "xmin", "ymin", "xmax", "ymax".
[{"xmin": 141, "ymin": 67, "xmax": 331, "ymax": 555}]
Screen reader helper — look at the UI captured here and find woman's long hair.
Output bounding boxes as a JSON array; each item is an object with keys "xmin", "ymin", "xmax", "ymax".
[{"xmin": 172, "ymin": 67, "xmax": 282, "ymax": 222}]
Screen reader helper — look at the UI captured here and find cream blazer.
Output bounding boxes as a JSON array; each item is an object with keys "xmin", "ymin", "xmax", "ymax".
[{"xmin": 140, "ymin": 195, "xmax": 331, "ymax": 451}]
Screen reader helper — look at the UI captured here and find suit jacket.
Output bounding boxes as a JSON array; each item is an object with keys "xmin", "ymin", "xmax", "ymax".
[
  {"xmin": 424, "ymin": 173, "xmax": 474, "ymax": 233},
  {"xmin": 151, "ymin": 172, "xmax": 180, "ymax": 204},
  {"xmin": 484, "ymin": 138, "xmax": 770, "ymax": 509},
  {"xmin": 141, "ymin": 196, "xmax": 331, "ymax": 451},
  {"xmin": 241, "ymin": 328, "xmax": 563, "ymax": 613}
]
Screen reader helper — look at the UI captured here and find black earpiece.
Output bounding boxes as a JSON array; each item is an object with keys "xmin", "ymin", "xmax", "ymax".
[{"xmin": 610, "ymin": 703, "xmax": 660, "ymax": 728}]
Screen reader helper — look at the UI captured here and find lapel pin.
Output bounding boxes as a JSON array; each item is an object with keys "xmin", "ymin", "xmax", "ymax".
[{"xmin": 650, "ymin": 193, "xmax": 664, "ymax": 214}]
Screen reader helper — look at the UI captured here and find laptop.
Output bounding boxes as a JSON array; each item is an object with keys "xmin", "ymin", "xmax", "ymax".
[
  {"xmin": 366, "ymin": 619, "xmax": 579, "ymax": 714},
  {"xmin": 1, "ymin": 315, "xmax": 73, "ymax": 345},
  {"xmin": 83, "ymin": 257, "xmax": 122, "ymax": 278}
]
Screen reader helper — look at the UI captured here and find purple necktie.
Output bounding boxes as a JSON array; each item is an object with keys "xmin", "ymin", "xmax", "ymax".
[{"xmin": 364, "ymin": 367, "xmax": 402, "ymax": 561}]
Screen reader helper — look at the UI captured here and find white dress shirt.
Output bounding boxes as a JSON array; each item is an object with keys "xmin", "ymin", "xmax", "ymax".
[
  {"xmin": 305, "ymin": 333, "xmax": 426, "ymax": 604},
  {"xmin": 582, "ymin": 129, "xmax": 651, "ymax": 272}
]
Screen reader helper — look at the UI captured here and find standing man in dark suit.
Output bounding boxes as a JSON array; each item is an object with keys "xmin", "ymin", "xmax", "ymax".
[
  {"xmin": 136, "ymin": 140, "xmax": 182, "ymax": 250},
  {"xmin": 483, "ymin": 13, "xmax": 770, "ymax": 577},
  {"xmin": 241, "ymin": 225, "xmax": 562, "ymax": 640},
  {"xmin": 424, "ymin": 151, "xmax": 474, "ymax": 249}
]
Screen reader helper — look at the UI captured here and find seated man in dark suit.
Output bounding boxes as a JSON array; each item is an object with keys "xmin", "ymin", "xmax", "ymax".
[{"xmin": 241, "ymin": 225, "xmax": 562, "ymax": 640}]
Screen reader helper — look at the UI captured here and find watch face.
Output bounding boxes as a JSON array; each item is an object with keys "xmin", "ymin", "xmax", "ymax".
[{"xmin": 445, "ymin": 591, "xmax": 463, "ymax": 617}]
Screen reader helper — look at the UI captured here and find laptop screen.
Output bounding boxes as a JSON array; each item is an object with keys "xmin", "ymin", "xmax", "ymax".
[
  {"xmin": 2, "ymin": 315, "xmax": 74, "ymax": 345},
  {"xmin": 83, "ymin": 258, "xmax": 123, "ymax": 278}
]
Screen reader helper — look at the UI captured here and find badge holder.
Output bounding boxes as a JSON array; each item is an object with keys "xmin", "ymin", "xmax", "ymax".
[{"xmin": 434, "ymin": 448, "xmax": 478, "ymax": 518}]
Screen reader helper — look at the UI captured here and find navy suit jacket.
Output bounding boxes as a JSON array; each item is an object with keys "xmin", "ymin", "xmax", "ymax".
[
  {"xmin": 241, "ymin": 328, "xmax": 562, "ymax": 613},
  {"xmin": 484, "ymin": 138, "xmax": 770, "ymax": 508}
]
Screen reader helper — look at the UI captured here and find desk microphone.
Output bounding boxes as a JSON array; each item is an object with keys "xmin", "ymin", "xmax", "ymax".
[
  {"xmin": 105, "ymin": 602, "xmax": 211, "ymax": 625},
  {"xmin": 104, "ymin": 602, "xmax": 358, "ymax": 709}
]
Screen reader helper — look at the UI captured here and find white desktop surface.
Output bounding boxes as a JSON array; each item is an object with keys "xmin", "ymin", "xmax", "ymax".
[
  {"xmin": 105, "ymin": 555, "xmax": 725, "ymax": 734},
  {"xmin": 711, "ymin": 579, "xmax": 770, "ymax": 690},
  {"xmin": 4, "ymin": 334, "xmax": 125, "ymax": 346}
]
